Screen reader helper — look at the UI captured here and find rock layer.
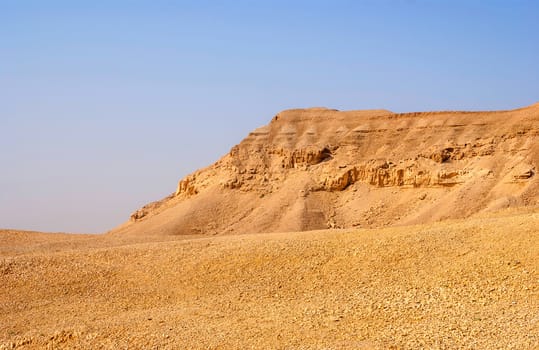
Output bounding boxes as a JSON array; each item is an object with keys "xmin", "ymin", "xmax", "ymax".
[{"xmin": 115, "ymin": 103, "xmax": 539, "ymax": 236}]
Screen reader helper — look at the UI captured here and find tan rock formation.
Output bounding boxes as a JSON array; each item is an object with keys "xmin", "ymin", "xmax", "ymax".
[{"xmin": 114, "ymin": 103, "xmax": 539, "ymax": 236}]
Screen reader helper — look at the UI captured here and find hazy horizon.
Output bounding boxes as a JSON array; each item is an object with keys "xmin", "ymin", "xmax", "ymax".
[{"xmin": 2, "ymin": 0, "xmax": 538, "ymax": 233}]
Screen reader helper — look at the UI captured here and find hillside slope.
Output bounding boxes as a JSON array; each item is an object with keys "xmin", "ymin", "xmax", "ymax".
[{"xmin": 113, "ymin": 103, "xmax": 539, "ymax": 236}]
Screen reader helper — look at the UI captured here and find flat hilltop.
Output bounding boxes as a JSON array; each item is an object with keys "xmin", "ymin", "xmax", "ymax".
[
  {"xmin": 115, "ymin": 103, "xmax": 539, "ymax": 237},
  {"xmin": 2, "ymin": 208, "xmax": 538, "ymax": 349}
]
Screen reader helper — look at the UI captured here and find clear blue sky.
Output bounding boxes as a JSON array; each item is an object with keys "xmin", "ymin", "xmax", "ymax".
[{"xmin": 1, "ymin": 0, "xmax": 538, "ymax": 233}]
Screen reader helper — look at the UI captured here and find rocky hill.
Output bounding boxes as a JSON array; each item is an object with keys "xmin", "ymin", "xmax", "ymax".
[{"xmin": 112, "ymin": 103, "xmax": 539, "ymax": 236}]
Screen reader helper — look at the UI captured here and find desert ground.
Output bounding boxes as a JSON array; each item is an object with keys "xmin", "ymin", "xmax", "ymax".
[{"xmin": 1, "ymin": 208, "xmax": 539, "ymax": 349}]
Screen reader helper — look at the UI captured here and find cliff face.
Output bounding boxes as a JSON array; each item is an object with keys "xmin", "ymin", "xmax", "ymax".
[{"xmin": 114, "ymin": 104, "xmax": 539, "ymax": 236}]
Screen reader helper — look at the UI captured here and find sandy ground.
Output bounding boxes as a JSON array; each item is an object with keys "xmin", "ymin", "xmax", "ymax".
[{"xmin": 1, "ymin": 208, "xmax": 538, "ymax": 349}]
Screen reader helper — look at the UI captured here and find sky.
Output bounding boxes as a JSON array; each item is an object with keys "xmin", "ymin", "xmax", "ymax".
[{"xmin": 1, "ymin": 0, "xmax": 538, "ymax": 233}]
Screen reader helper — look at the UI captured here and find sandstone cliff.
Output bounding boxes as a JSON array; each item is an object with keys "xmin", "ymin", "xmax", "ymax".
[{"xmin": 113, "ymin": 103, "xmax": 539, "ymax": 236}]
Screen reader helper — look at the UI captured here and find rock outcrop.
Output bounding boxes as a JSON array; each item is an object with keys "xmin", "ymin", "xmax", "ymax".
[{"xmin": 113, "ymin": 103, "xmax": 539, "ymax": 236}]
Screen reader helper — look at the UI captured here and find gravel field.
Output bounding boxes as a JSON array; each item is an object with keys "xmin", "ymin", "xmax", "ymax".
[{"xmin": 1, "ymin": 209, "xmax": 538, "ymax": 349}]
